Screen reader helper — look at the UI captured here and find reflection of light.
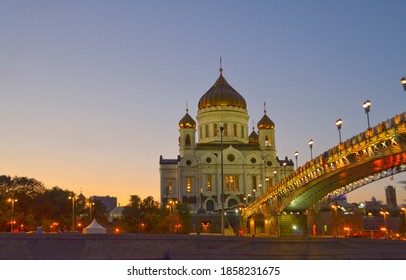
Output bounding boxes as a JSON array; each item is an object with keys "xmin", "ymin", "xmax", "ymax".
[{"xmin": 292, "ymin": 225, "xmax": 297, "ymax": 230}]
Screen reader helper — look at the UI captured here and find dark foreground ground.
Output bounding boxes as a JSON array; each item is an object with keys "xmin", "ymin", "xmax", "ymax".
[{"xmin": 1, "ymin": 233, "xmax": 405, "ymax": 260}]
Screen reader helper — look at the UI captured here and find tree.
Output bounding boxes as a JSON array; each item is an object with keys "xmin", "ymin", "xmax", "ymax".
[
  {"xmin": 122, "ymin": 195, "xmax": 162, "ymax": 233},
  {"xmin": 175, "ymin": 203, "xmax": 192, "ymax": 234}
]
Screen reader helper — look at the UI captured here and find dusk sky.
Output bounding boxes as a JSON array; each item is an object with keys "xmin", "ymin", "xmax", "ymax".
[{"xmin": 1, "ymin": 1, "xmax": 405, "ymax": 206}]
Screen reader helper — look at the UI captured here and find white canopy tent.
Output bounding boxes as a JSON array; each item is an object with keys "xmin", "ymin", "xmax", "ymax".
[{"xmin": 82, "ymin": 219, "xmax": 107, "ymax": 234}]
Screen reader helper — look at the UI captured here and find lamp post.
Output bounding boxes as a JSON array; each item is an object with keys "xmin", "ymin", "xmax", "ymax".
[
  {"xmin": 363, "ymin": 99, "xmax": 371, "ymax": 129},
  {"xmin": 219, "ymin": 126, "xmax": 225, "ymax": 236},
  {"xmin": 331, "ymin": 203, "xmax": 339, "ymax": 238},
  {"xmin": 335, "ymin": 118, "xmax": 343, "ymax": 143},
  {"xmin": 166, "ymin": 200, "xmax": 178, "ymax": 234},
  {"xmin": 283, "ymin": 162, "xmax": 287, "ymax": 179},
  {"xmin": 294, "ymin": 151, "xmax": 299, "ymax": 170},
  {"xmin": 273, "ymin": 170, "xmax": 277, "ymax": 185},
  {"xmin": 266, "ymin": 177, "xmax": 270, "ymax": 191},
  {"xmin": 308, "ymin": 139, "xmax": 314, "ymax": 160},
  {"xmin": 86, "ymin": 202, "xmax": 95, "ymax": 222},
  {"xmin": 7, "ymin": 198, "xmax": 17, "ymax": 233},
  {"xmin": 68, "ymin": 195, "xmax": 76, "ymax": 232},
  {"xmin": 380, "ymin": 211, "xmax": 389, "ymax": 238},
  {"xmin": 401, "ymin": 76, "xmax": 406, "ymax": 91}
]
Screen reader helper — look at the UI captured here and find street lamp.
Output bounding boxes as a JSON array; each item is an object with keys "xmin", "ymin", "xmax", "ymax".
[
  {"xmin": 86, "ymin": 202, "xmax": 95, "ymax": 222},
  {"xmin": 7, "ymin": 198, "xmax": 17, "ymax": 233},
  {"xmin": 335, "ymin": 118, "xmax": 343, "ymax": 143},
  {"xmin": 283, "ymin": 162, "xmax": 287, "ymax": 179},
  {"xmin": 294, "ymin": 151, "xmax": 299, "ymax": 169},
  {"xmin": 266, "ymin": 177, "xmax": 270, "ymax": 190},
  {"xmin": 166, "ymin": 200, "xmax": 178, "ymax": 234},
  {"xmin": 219, "ymin": 126, "xmax": 225, "ymax": 236},
  {"xmin": 380, "ymin": 211, "xmax": 389, "ymax": 238},
  {"xmin": 331, "ymin": 203, "xmax": 340, "ymax": 237},
  {"xmin": 363, "ymin": 99, "xmax": 371, "ymax": 129},
  {"xmin": 68, "ymin": 195, "xmax": 76, "ymax": 232},
  {"xmin": 273, "ymin": 170, "xmax": 277, "ymax": 185},
  {"xmin": 401, "ymin": 76, "xmax": 406, "ymax": 91},
  {"xmin": 308, "ymin": 139, "xmax": 314, "ymax": 160}
]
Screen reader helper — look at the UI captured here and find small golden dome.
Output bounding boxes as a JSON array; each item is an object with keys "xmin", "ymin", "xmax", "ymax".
[
  {"xmin": 179, "ymin": 110, "xmax": 196, "ymax": 128},
  {"xmin": 257, "ymin": 114, "xmax": 275, "ymax": 130},
  {"xmin": 249, "ymin": 130, "xmax": 259, "ymax": 144}
]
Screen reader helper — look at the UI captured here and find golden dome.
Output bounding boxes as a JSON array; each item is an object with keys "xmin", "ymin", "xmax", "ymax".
[
  {"xmin": 198, "ymin": 69, "xmax": 247, "ymax": 110},
  {"xmin": 257, "ymin": 113, "xmax": 275, "ymax": 129},
  {"xmin": 179, "ymin": 110, "xmax": 196, "ymax": 128},
  {"xmin": 249, "ymin": 130, "xmax": 259, "ymax": 144}
]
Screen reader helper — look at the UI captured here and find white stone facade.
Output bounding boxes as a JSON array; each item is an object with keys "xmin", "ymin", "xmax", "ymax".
[{"xmin": 160, "ymin": 69, "xmax": 294, "ymax": 212}]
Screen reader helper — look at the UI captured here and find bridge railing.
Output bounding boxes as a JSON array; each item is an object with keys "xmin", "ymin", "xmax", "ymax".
[{"xmin": 247, "ymin": 111, "xmax": 406, "ymax": 214}]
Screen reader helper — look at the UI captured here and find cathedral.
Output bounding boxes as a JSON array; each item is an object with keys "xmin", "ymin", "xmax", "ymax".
[{"xmin": 159, "ymin": 66, "xmax": 294, "ymax": 213}]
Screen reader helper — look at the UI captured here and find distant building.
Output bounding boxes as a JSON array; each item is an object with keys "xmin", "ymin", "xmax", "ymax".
[
  {"xmin": 90, "ymin": 195, "xmax": 117, "ymax": 212},
  {"xmin": 108, "ymin": 206, "xmax": 124, "ymax": 222},
  {"xmin": 385, "ymin": 185, "xmax": 398, "ymax": 210},
  {"xmin": 365, "ymin": 196, "xmax": 384, "ymax": 214}
]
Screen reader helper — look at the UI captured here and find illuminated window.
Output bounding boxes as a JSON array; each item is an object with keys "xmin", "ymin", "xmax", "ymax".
[
  {"xmin": 214, "ymin": 124, "xmax": 218, "ymax": 137},
  {"xmin": 225, "ymin": 175, "xmax": 239, "ymax": 191},
  {"xmin": 224, "ymin": 123, "xmax": 228, "ymax": 136},
  {"xmin": 265, "ymin": 136, "xmax": 269, "ymax": 146},
  {"xmin": 186, "ymin": 177, "xmax": 192, "ymax": 193},
  {"xmin": 207, "ymin": 175, "xmax": 212, "ymax": 191},
  {"xmin": 167, "ymin": 179, "xmax": 172, "ymax": 194}
]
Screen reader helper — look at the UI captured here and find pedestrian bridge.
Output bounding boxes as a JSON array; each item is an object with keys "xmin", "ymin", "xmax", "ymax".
[{"xmin": 243, "ymin": 112, "xmax": 406, "ymax": 237}]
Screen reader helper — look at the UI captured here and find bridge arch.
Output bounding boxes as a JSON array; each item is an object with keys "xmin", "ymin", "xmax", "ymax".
[{"xmin": 244, "ymin": 112, "xmax": 406, "ymax": 237}]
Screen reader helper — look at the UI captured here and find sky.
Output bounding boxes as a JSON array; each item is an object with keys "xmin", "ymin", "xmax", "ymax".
[{"xmin": 1, "ymin": 0, "xmax": 405, "ymax": 206}]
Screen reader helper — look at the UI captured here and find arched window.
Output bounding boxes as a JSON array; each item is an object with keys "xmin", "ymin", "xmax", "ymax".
[
  {"xmin": 205, "ymin": 124, "xmax": 209, "ymax": 138},
  {"xmin": 185, "ymin": 134, "xmax": 191, "ymax": 146},
  {"xmin": 233, "ymin": 123, "xmax": 237, "ymax": 136},
  {"xmin": 228, "ymin": 199, "xmax": 238, "ymax": 208},
  {"xmin": 167, "ymin": 179, "xmax": 172, "ymax": 194},
  {"xmin": 186, "ymin": 177, "xmax": 192, "ymax": 193},
  {"xmin": 206, "ymin": 200, "xmax": 214, "ymax": 212},
  {"xmin": 225, "ymin": 175, "xmax": 239, "ymax": 191},
  {"xmin": 241, "ymin": 125, "xmax": 245, "ymax": 138},
  {"xmin": 207, "ymin": 175, "xmax": 212, "ymax": 191},
  {"xmin": 265, "ymin": 136, "xmax": 269, "ymax": 146},
  {"xmin": 214, "ymin": 123, "xmax": 218, "ymax": 137},
  {"xmin": 224, "ymin": 123, "xmax": 228, "ymax": 136}
]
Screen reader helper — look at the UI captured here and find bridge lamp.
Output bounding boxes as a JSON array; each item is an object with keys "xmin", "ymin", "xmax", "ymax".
[
  {"xmin": 401, "ymin": 76, "xmax": 406, "ymax": 91},
  {"xmin": 308, "ymin": 139, "xmax": 314, "ymax": 160},
  {"xmin": 273, "ymin": 170, "xmax": 277, "ymax": 185},
  {"xmin": 335, "ymin": 118, "xmax": 343, "ymax": 143},
  {"xmin": 363, "ymin": 99, "xmax": 371, "ymax": 129},
  {"xmin": 294, "ymin": 151, "xmax": 299, "ymax": 169}
]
